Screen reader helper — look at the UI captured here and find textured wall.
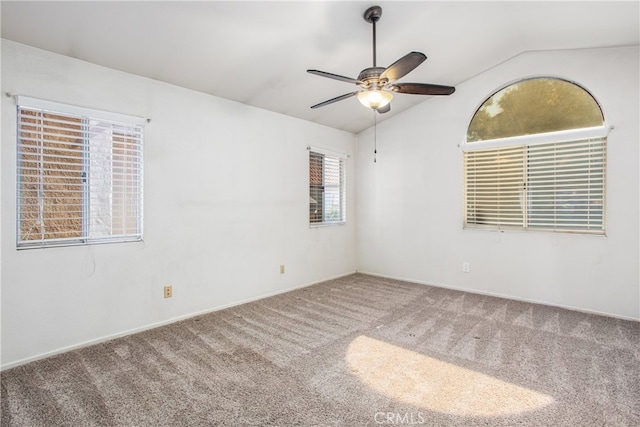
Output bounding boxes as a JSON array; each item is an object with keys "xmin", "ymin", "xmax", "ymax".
[
  {"xmin": 1, "ymin": 40, "xmax": 357, "ymax": 368},
  {"xmin": 356, "ymin": 47, "xmax": 639, "ymax": 320}
]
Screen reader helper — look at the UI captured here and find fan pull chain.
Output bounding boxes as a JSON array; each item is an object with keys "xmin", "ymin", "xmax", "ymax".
[{"xmin": 373, "ymin": 110, "xmax": 377, "ymax": 163}]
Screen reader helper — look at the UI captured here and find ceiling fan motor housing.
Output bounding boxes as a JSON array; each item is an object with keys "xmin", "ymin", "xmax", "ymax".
[{"xmin": 357, "ymin": 67, "xmax": 387, "ymax": 89}]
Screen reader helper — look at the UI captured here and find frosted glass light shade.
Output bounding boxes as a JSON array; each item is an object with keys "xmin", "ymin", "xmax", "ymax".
[{"xmin": 357, "ymin": 90, "xmax": 393, "ymax": 110}]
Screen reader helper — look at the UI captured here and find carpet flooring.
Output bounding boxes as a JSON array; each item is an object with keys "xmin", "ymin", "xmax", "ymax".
[{"xmin": 1, "ymin": 274, "xmax": 638, "ymax": 426}]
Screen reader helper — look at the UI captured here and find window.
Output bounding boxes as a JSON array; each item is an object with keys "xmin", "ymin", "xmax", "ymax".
[
  {"xmin": 463, "ymin": 78, "xmax": 606, "ymax": 234},
  {"xmin": 309, "ymin": 148, "xmax": 346, "ymax": 225},
  {"xmin": 16, "ymin": 96, "xmax": 144, "ymax": 248}
]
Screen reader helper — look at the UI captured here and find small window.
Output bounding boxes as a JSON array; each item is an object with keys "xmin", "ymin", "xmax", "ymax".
[
  {"xmin": 463, "ymin": 78, "xmax": 606, "ymax": 234},
  {"xmin": 16, "ymin": 97, "xmax": 144, "ymax": 248},
  {"xmin": 309, "ymin": 148, "xmax": 346, "ymax": 225}
]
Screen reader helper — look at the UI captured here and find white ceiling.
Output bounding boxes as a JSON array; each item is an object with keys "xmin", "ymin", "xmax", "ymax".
[{"xmin": 2, "ymin": 1, "xmax": 638, "ymax": 134}]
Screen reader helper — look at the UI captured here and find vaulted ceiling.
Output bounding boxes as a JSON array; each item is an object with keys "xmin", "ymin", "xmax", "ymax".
[{"xmin": 2, "ymin": 1, "xmax": 638, "ymax": 134}]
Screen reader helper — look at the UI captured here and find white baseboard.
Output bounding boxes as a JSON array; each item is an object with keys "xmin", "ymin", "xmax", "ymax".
[
  {"xmin": 1, "ymin": 271, "xmax": 357, "ymax": 371},
  {"xmin": 357, "ymin": 270, "xmax": 640, "ymax": 322}
]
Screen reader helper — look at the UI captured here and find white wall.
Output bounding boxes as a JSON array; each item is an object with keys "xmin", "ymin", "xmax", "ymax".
[
  {"xmin": 2, "ymin": 41, "xmax": 637, "ymax": 370},
  {"xmin": 1, "ymin": 40, "xmax": 357, "ymax": 368},
  {"xmin": 356, "ymin": 46, "xmax": 639, "ymax": 320}
]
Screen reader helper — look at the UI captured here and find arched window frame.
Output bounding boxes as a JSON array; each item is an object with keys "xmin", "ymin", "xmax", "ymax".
[{"xmin": 461, "ymin": 77, "xmax": 610, "ymax": 235}]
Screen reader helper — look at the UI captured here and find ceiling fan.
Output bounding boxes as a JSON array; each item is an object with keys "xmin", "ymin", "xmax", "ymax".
[{"xmin": 307, "ymin": 5, "xmax": 455, "ymax": 114}]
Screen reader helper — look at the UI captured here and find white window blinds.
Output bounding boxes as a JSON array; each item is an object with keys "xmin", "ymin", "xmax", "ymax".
[
  {"xmin": 17, "ymin": 97, "xmax": 144, "ymax": 248},
  {"xmin": 464, "ymin": 136, "xmax": 606, "ymax": 234},
  {"xmin": 309, "ymin": 148, "xmax": 346, "ymax": 225},
  {"xmin": 464, "ymin": 145, "xmax": 525, "ymax": 228},
  {"xmin": 526, "ymin": 137, "xmax": 605, "ymax": 231}
]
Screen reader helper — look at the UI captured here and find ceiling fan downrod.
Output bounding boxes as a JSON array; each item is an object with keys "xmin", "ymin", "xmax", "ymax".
[{"xmin": 364, "ymin": 6, "xmax": 383, "ymax": 67}]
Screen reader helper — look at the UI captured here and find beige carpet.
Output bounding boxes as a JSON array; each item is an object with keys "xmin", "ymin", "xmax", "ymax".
[{"xmin": 1, "ymin": 274, "xmax": 638, "ymax": 426}]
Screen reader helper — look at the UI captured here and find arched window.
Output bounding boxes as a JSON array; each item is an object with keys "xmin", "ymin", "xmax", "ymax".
[{"xmin": 463, "ymin": 77, "xmax": 607, "ymax": 234}]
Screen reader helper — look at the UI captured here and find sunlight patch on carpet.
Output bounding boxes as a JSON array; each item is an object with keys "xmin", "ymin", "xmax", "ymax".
[{"xmin": 346, "ymin": 335, "xmax": 554, "ymax": 417}]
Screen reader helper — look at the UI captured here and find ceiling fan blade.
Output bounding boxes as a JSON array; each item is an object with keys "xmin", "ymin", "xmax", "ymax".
[
  {"xmin": 310, "ymin": 91, "xmax": 359, "ymax": 109},
  {"xmin": 307, "ymin": 69, "xmax": 361, "ymax": 85},
  {"xmin": 380, "ymin": 52, "xmax": 427, "ymax": 83},
  {"xmin": 392, "ymin": 83, "xmax": 455, "ymax": 96},
  {"xmin": 376, "ymin": 103, "xmax": 391, "ymax": 114}
]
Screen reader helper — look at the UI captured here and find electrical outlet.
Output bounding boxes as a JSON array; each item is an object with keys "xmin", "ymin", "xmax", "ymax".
[
  {"xmin": 462, "ymin": 262, "xmax": 470, "ymax": 273},
  {"xmin": 164, "ymin": 285, "xmax": 172, "ymax": 298},
  {"xmin": 280, "ymin": 264, "xmax": 285, "ymax": 274}
]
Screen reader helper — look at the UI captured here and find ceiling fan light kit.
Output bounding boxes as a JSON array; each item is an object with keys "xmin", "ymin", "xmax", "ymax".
[
  {"xmin": 307, "ymin": 5, "xmax": 455, "ymax": 113},
  {"xmin": 357, "ymin": 89, "xmax": 392, "ymax": 109}
]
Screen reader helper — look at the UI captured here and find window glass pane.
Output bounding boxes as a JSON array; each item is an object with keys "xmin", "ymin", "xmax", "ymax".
[
  {"xmin": 112, "ymin": 128, "xmax": 142, "ymax": 236},
  {"xmin": 18, "ymin": 110, "xmax": 84, "ymax": 241},
  {"xmin": 88, "ymin": 119, "xmax": 115, "ymax": 237},
  {"xmin": 323, "ymin": 157, "xmax": 342, "ymax": 222},
  {"xmin": 309, "ymin": 152, "xmax": 323, "ymax": 223},
  {"xmin": 17, "ymin": 101, "xmax": 143, "ymax": 248},
  {"xmin": 309, "ymin": 150, "xmax": 345, "ymax": 225},
  {"xmin": 465, "ymin": 146, "xmax": 525, "ymax": 227},
  {"xmin": 463, "ymin": 77, "xmax": 606, "ymax": 234},
  {"xmin": 527, "ymin": 139, "xmax": 605, "ymax": 231},
  {"xmin": 467, "ymin": 78, "xmax": 604, "ymax": 142}
]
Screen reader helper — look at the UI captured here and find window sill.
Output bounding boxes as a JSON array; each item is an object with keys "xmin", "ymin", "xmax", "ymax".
[
  {"xmin": 309, "ymin": 222, "xmax": 346, "ymax": 228},
  {"xmin": 17, "ymin": 237, "xmax": 143, "ymax": 250}
]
